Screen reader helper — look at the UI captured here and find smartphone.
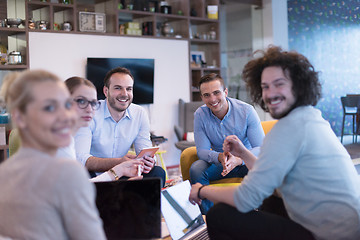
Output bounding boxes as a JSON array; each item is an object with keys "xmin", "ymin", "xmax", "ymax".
[{"xmin": 136, "ymin": 147, "xmax": 159, "ymax": 159}]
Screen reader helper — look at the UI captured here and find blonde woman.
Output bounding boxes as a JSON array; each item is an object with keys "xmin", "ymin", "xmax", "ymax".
[{"xmin": 0, "ymin": 70, "xmax": 106, "ymax": 239}]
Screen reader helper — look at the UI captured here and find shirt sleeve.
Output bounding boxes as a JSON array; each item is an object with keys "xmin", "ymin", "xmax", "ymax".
[
  {"xmin": 194, "ymin": 110, "xmax": 219, "ymax": 164},
  {"xmin": 90, "ymin": 172, "xmax": 111, "ymax": 182},
  {"xmin": 75, "ymin": 124, "xmax": 94, "ymax": 166},
  {"xmin": 233, "ymin": 120, "xmax": 303, "ymax": 212},
  {"xmin": 246, "ymin": 105, "xmax": 265, "ymax": 149},
  {"xmin": 133, "ymin": 108, "xmax": 152, "ymax": 155},
  {"xmin": 56, "ymin": 161, "xmax": 106, "ymax": 239}
]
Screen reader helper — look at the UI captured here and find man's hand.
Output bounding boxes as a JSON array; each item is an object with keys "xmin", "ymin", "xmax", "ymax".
[
  {"xmin": 221, "ymin": 153, "xmax": 243, "ymax": 176},
  {"xmin": 189, "ymin": 183, "xmax": 203, "ymax": 205},
  {"xmin": 140, "ymin": 155, "xmax": 155, "ymax": 174},
  {"xmin": 218, "ymin": 152, "xmax": 228, "ymax": 170},
  {"xmin": 223, "ymin": 135, "xmax": 247, "ymax": 158},
  {"xmin": 123, "ymin": 153, "xmax": 137, "ymax": 161}
]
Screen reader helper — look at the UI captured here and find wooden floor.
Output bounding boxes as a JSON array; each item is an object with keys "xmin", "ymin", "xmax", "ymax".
[{"xmin": 342, "ymin": 135, "xmax": 360, "ymax": 159}]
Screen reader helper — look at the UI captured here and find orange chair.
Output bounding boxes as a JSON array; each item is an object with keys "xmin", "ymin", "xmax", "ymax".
[{"xmin": 180, "ymin": 120, "xmax": 278, "ymax": 184}]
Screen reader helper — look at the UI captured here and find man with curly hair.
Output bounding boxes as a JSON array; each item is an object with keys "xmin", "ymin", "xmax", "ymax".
[{"xmin": 189, "ymin": 46, "xmax": 360, "ymax": 240}]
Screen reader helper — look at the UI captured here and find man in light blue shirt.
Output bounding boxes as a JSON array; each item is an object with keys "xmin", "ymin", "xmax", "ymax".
[
  {"xmin": 190, "ymin": 73, "xmax": 264, "ymax": 213},
  {"xmin": 75, "ymin": 67, "xmax": 165, "ymax": 186}
]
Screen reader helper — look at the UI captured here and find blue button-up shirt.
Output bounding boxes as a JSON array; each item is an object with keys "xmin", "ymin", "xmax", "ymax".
[
  {"xmin": 75, "ymin": 100, "xmax": 152, "ymax": 166},
  {"xmin": 194, "ymin": 97, "xmax": 264, "ymax": 164}
]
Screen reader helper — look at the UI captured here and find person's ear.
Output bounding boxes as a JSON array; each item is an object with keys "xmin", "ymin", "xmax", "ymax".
[
  {"xmin": 224, "ymin": 88, "xmax": 228, "ymax": 97},
  {"xmin": 12, "ymin": 109, "xmax": 27, "ymax": 129},
  {"xmin": 103, "ymin": 86, "xmax": 108, "ymax": 98}
]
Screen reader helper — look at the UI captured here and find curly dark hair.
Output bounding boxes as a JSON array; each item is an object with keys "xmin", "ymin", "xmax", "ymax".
[{"xmin": 242, "ymin": 46, "xmax": 321, "ymax": 111}]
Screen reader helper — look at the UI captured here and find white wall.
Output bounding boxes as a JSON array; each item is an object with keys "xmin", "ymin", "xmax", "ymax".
[
  {"xmin": 262, "ymin": 0, "xmax": 288, "ymax": 50},
  {"xmin": 29, "ymin": 32, "xmax": 190, "ymax": 167},
  {"xmin": 251, "ymin": 0, "xmax": 288, "ymax": 121}
]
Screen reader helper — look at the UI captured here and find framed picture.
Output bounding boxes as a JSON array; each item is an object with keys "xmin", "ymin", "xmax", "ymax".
[
  {"xmin": 79, "ymin": 12, "xmax": 106, "ymax": 32},
  {"xmin": 190, "ymin": 51, "xmax": 205, "ymax": 67}
]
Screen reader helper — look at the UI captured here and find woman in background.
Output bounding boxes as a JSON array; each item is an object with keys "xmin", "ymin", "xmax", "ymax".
[
  {"xmin": 0, "ymin": 70, "xmax": 106, "ymax": 239},
  {"xmin": 60, "ymin": 76, "xmax": 143, "ymax": 181}
]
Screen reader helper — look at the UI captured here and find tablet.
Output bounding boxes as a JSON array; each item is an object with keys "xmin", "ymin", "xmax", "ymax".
[{"xmin": 136, "ymin": 147, "xmax": 159, "ymax": 158}]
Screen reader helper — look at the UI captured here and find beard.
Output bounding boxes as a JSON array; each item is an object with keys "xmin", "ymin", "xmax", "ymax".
[
  {"xmin": 269, "ymin": 107, "xmax": 294, "ymax": 119},
  {"xmin": 265, "ymin": 97, "xmax": 297, "ymax": 120},
  {"xmin": 107, "ymin": 91, "xmax": 132, "ymax": 113}
]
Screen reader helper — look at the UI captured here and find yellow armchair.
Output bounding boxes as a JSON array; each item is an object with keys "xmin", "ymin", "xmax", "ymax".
[
  {"xmin": 9, "ymin": 128, "xmax": 20, "ymax": 157},
  {"xmin": 180, "ymin": 120, "xmax": 277, "ymax": 184}
]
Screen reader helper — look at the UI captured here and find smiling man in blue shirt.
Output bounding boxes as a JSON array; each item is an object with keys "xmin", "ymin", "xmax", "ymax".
[
  {"xmin": 75, "ymin": 67, "xmax": 165, "ymax": 186},
  {"xmin": 190, "ymin": 73, "xmax": 264, "ymax": 213}
]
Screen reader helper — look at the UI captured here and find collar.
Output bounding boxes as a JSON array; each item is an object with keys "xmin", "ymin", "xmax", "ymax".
[
  {"xmin": 209, "ymin": 98, "xmax": 231, "ymax": 121},
  {"xmin": 103, "ymin": 100, "xmax": 131, "ymax": 122}
]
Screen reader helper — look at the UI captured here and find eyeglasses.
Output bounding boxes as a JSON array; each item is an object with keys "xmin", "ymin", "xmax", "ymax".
[{"xmin": 74, "ymin": 97, "xmax": 100, "ymax": 110}]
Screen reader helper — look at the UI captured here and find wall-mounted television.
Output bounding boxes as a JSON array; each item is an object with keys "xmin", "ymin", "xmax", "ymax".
[{"xmin": 86, "ymin": 58, "xmax": 155, "ymax": 104}]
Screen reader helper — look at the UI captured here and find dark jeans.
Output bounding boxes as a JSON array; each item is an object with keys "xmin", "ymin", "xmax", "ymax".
[
  {"xmin": 142, "ymin": 166, "xmax": 166, "ymax": 188},
  {"xmin": 189, "ymin": 160, "xmax": 248, "ymax": 214},
  {"xmin": 206, "ymin": 195, "xmax": 315, "ymax": 240}
]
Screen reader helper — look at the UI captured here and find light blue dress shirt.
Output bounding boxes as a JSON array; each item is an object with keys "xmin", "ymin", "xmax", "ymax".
[
  {"xmin": 194, "ymin": 97, "xmax": 264, "ymax": 164},
  {"xmin": 234, "ymin": 106, "xmax": 360, "ymax": 239},
  {"xmin": 75, "ymin": 100, "xmax": 152, "ymax": 166}
]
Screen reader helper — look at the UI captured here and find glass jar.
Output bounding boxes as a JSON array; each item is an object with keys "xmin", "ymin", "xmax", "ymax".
[
  {"xmin": 209, "ymin": 28, "xmax": 216, "ymax": 40},
  {"xmin": 162, "ymin": 22, "xmax": 174, "ymax": 37},
  {"xmin": 7, "ymin": 51, "xmax": 22, "ymax": 65}
]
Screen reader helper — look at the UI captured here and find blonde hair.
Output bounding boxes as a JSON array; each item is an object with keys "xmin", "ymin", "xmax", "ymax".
[
  {"xmin": 5, "ymin": 70, "xmax": 62, "ymax": 113},
  {"xmin": 65, "ymin": 76, "xmax": 96, "ymax": 94},
  {"xmin": 0, "ymin": 72, "xmax": 21, "ymax": 99},
  {"xmin": 0, "ymin": 72, "xmax": 21, "ymax": 111}
]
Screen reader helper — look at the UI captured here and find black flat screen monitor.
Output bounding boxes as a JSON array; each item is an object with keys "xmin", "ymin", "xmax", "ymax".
[{"xmin": 86, "ymin": 58, "xmax": 155, "ymax": 104}]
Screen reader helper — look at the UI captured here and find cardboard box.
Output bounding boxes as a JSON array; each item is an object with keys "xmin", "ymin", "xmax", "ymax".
[
  {"xmin": 125, "ymin": 22, "xmax": 140, "ymax": 30},
  {"xmin": 207, "ymin": 5, "xmax": 218, "ymax": 19},
  {"xmin": 125, "ymin": 28, "xmax": 142, "ymax": 36}
]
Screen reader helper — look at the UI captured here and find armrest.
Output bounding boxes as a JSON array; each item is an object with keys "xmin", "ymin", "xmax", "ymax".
[
  {"xmin": 180, "ymin": 146, "xmax": 198, "ymax": 181},
  {"xmin": 174, "ymin": 125, "xmax": 184, "ymax": 141}
]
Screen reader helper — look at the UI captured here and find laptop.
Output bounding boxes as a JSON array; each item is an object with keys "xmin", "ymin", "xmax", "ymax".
[
  {"xmin": 161, "ymin": 180, "xmax": 209, "ymax": 240},
  {"xmin": 94, "ymin": 178, "xmax": 161, "ymax": 240}
]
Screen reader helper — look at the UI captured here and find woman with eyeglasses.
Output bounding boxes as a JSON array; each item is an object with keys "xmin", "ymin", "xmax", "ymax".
[
  {"xmin": 0, "ymin": 70, "xmax": 106, "ymax": 239},
  {"xmin": 60, "ymin": 76, "xmax": 144, "ymax": 182}
]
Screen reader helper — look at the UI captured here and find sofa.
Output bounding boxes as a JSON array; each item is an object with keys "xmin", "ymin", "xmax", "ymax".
[
  {"xmin": 174, "ymin": 99, "xmax": 204, "ymax": 151},
  {"xmin": 180, "ymin": 120, "xmax": 278, "ymax": 184}
]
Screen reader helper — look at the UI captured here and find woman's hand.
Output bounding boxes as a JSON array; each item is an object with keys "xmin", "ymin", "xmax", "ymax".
[
  {"xmin": 128, "ymin": 176, "xmax": 143, "ymax": 181},
  {"xmin": 189, "ymin": 183, "xmax": 203, "ymax": 205},
  {"xmin": 112, "ymin": 159, "xmax": 144, "ymax": 178}
]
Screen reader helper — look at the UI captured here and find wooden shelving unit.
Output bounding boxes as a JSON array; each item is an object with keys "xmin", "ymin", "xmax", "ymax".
[{"xmin": 0, "ymin": 0, "xmax": 222, "ymax": 100}]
